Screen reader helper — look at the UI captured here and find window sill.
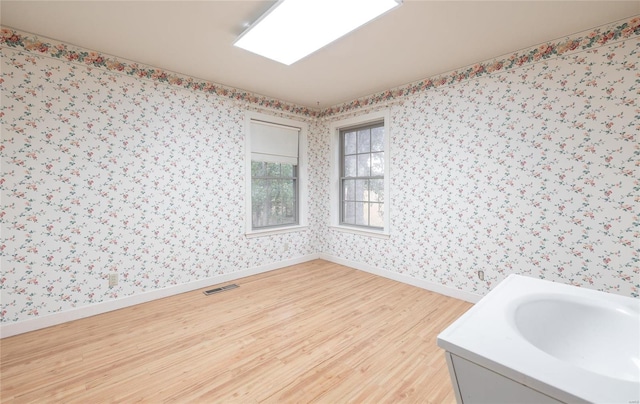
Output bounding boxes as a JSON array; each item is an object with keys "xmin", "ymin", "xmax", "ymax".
[
  {"xmin": 246, "ymin": 225, "xmax": 308, "ymax": 238},
  {"xmin": 329, "ymin": 225, "xmax": 390, "ymax": 239}
]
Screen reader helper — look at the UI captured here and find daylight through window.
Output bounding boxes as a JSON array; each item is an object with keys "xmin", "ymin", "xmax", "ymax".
[
  {"xmin": 340, "ymin": 122, "xmax": 385, "ymax": 229},
  {"xmin": 251, "ymin": 161, "xmax": 297, "ymax": 228},
  {"xmin": 249, "ymin": 120, "xmax": 300, "ymax": 230}
]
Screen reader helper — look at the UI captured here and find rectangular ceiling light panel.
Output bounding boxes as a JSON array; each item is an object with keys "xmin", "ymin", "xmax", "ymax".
[{"xmin": 234, "ymin": 0, "xmax": 402, "ymax": 65}]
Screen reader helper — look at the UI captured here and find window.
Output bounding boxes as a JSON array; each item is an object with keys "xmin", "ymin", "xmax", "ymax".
[
  {"xmin": 251, "ymin": 161, "xmax": 297, "ymax": 227},
  {"xmin": 341, "ymin": 122, "xmax": 385, "ymax": 228},
  {"xmin": 330, "ymin": 110, "xmax": 390, "ymax": 237},
  {"xmin": 245, "ymin": 113, "xmax": 307, "ymax": 236}
]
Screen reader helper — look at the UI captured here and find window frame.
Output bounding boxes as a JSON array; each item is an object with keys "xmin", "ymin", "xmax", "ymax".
[
  {"xmin": 245, "ymin": 112, "xmax": 308, "ymax": 237},
  {"xmin": 330, "ymin": 110, "xmax": 391, "ymax": 238},
  {"xmin": 339, "ymin": 121, "xmax": 385, "ymax": 229}
]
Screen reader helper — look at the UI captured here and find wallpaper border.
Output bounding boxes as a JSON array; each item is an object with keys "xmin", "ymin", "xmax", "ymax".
[
  {"xmin": 0, "ymin": 27, "xmax": 321, "ymax": 118},
  {"xmin": 321, "ymin": 15, "xmax": 640, "ymax": 117},
  {"xmin": 2, "ymin": 15, "xmax": 639, "ymax": 119}
]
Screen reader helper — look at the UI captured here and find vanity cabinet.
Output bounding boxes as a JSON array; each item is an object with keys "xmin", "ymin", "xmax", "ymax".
[{"xmin": 444, "ymin": 353, "xmax": 564, "ymax": 404}]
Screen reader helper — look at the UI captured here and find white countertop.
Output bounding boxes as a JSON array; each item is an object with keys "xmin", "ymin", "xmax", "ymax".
[{"xmin": 437, "ymin": 274, "xmax": 640, "ymax": 404}]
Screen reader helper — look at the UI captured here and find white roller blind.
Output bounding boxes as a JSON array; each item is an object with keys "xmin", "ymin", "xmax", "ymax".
[{"xmin": 251, "ymin": 120, "xmax": 300, "ymax": 165}]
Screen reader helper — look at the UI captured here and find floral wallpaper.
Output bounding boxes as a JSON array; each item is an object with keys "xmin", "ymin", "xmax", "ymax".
[
  {"xmin": 1, "ymin": 44, "xmax": 316, "ymax": 324},
  {"xmin": 322, "ymin": 16, "xmax": 640, "ymax": 117},
  {"xmin": 320, "ymin": 36, "xmax": 639, "ymax": 298},
  {"xmin": 2, "ymin": 16, "xmax": 639, "ymax": 329},
  {"xmin": 0, "ymin": 28, "xmax": 320, "ymax": 118}
]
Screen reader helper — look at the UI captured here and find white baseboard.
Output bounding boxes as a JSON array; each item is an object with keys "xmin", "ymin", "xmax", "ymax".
[
  {"xmin": 0, "ymin": 254, "xmax": 320, "ymax": 338},
  {"xmin": 319, "ymin": 253, "xmax": 482, "ymax": 304},
  {"xmin": 1, "ymin": 253, "xmax": 479, "ymax": 338}
]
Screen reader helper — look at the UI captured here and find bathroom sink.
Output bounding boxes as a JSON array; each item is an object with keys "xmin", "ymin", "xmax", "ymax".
[
  {"xmin": 437, "ymin": 274, "xmax": 640, "ymax": 404},
  {"xmin": 513, "ymin": 295, "xmax": 640, "ymax": 383}
]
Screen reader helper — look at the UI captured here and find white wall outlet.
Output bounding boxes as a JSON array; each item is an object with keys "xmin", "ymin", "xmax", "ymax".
[
  {"xmin": 283, "ymin": 243, "xmax": 289, "ymax": 252},
  {"xmin": 108, "ymin": 272, "xmax": 118, "ymax": 287},
  {"xmin": 477, "ymin": 270, "xmax": 485, "ymax": 281}
]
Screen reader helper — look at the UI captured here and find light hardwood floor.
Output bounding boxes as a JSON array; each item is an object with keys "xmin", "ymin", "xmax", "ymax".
[{"xmin": 1, "ymin": 260, "xmax": 472, "ymax": 403}]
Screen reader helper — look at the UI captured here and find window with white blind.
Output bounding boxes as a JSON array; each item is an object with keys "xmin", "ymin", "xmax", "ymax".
[{"xmin": 245, "ymin": 113, "xmax": 307, "ymax": 236}]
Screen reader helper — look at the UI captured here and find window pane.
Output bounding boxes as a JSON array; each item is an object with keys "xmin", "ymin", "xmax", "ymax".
[
  {"xmin": 278, "ymin": 179, "xmax": 296, "ymax": 225},
  {"xmin": 251, "ymin": 178, "xmax": 266, "ymax": 203},
  {"xmin": 281, "ymin": 163, "xmax": 294, "ymax": 177},
  {"xmin": 371, "ymin": 126, "xmax": 384, "ymax": 152},
  {"xmin": 371, "ymin": 152, "xmax": 384, "ymax": 176},
  {"xmin": 267, "ymin": 179, "xmax": 284, "ymax": 226},
  {"xmin": 357, "ymin": 154, "xmax": 370, "ymax": 177},
  {"xmin": 251, "ymin": 178, "xmax": 268, "ymax": 227},
  {"xmin": 370, "ymin": 203, "xmax": 384, "ymax": 228},
  {"xmin": 266, "ymin": 162, "xmax": 281, "ymax": 176},
  {"xmin": 354, "ymin": 201, "xmax": 367, "ymax": 226},
  {"xmin": 355, "ymin": 179, "xmax": 368, "ymax": 202},
  {"xmin": 343, "ymin": 201, "xmax": 356, "ymax": 224},
  {"xmin": 252, "ymin": 177, "xmax": 296, "ymax": 228},
  {"xmin": 344, "ymin": 155, "xmax": 357, "ymax": 177},
  {"xmin": 344, "ymin": 131, "xmax": 357, "ymax": 155},
  {"xmin": 357, "ymin": 129, "xmax": 370, "ymax": 153},
  {"xmin": 369, "ymin": 179, "xmax": 384, "ymax": 202},
  {"xmin": 267, "ymin": 179, "xmax": 281, "ymax": 226},
  {"xmin": 252, "ymin": 161, "xmax": 266, "ymax": 177},
  {"xmin": 343, "ymin": 179, "xmax": 355, "ymax": 202}
]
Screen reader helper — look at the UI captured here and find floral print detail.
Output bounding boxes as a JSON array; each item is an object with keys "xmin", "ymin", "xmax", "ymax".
[
  {"xmin": 321, "ymin": 38, "xmax": 639, "ymax": 298},
  {"xmin": 0, "ymin": 28, "xmax": 320, "ymax": 118},
  {"xmin": 321, "ymin": 16, "xmax": 640, "ymax": 117},
  {"xmin": 2, "ymin": 16, "xmax": 639, "ymax": 327},
  {"xmin": 2, "ymin": 16, "xmax": 639, "ymax": 118},
  {"xmin": 1, "ymin": 47, "xmax": 317, "ymax": 323}
]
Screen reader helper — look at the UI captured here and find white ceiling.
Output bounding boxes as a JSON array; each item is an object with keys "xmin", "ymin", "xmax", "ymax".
[{"xmin": 2, "ymin": 1, "xmax": 639, "ymax": 109}]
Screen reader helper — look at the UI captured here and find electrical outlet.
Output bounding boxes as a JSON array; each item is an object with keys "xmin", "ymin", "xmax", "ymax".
[
  {"xmin": 108, "ymin": 272, "xmax": 118, "ymax": 287},
  {"xmin": 478, "ymin": 270, "xmax": 485, "ymax": 281},
  {"xmin": 283, "ymin": 243, "xmax": 289, "ymax": 252}
]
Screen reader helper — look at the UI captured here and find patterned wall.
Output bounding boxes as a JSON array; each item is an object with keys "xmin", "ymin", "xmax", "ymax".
[
  {"xmin": 320, "ymin": 38, "xmax": 639, "ymax": 297},
  {"xmin": 2, "ymin": 18, "xmax": 639, "ymax": 326},
  {"xmin": 1, "ymin": 46, "xmax": 316, "ymax": 324}
]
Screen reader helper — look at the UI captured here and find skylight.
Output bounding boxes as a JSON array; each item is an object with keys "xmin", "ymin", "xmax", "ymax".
[{"xmin": 234, "ymin": 0, "xmax": 402, "ymax": 66}]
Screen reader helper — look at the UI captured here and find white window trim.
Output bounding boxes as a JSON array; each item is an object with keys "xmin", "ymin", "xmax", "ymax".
[
  {"xmin": 329, "ymin": 109, "xmax": 391, "ymax": 238},
  {"xmin": 245, "ymin": 111, "xmax": 308, "ymax": 237}
]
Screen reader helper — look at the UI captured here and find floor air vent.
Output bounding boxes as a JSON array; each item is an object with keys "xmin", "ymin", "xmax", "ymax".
[{"xmin": 203, "ymin": 284, "xmax": 239, "ymax": 296}]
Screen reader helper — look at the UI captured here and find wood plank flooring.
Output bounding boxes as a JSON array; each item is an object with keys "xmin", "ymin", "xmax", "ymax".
[{"xmin": 1, "ymin": 260, "xmax": 472, "ymax": 403}]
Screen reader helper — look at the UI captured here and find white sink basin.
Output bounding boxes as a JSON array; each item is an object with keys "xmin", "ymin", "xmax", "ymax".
[
  {"xmin": 513, "ymin": 295, "xmax": 640, "ymax": 383},
  {"xmin": 437, "ymin": 274, "xmax": 640, "ymax": 404}
]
